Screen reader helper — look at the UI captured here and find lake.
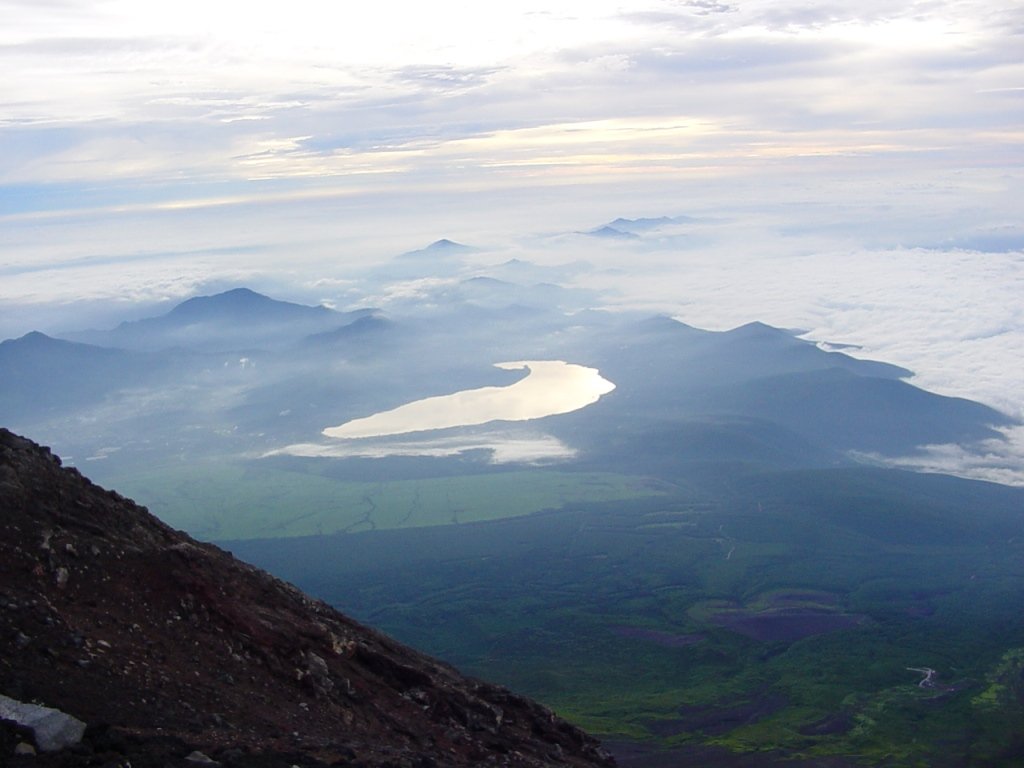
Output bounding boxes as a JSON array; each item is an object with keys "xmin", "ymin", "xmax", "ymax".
[{"xmin": 322, "ymin": 360, "xmax": 615, "ymax": 439}]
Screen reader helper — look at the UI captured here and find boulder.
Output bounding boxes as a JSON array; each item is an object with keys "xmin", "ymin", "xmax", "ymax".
[{"xmin": 0, "ymin": 693, "xmax": 86, "ymax": 752}]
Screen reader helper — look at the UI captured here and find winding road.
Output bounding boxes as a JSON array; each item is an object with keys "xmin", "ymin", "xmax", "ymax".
[{"xmin": 907, "ymin": 666, "xmax": 937, "ymax": 688}]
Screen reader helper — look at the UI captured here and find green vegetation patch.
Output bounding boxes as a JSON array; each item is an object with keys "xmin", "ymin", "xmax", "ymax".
[
  {"xmin": 105, "ymin": 462, "xmax": 664, "ymax": 540},
  {"xmin": 211, "ymin": 466, "xmax": 1024, "ymax": 765}
]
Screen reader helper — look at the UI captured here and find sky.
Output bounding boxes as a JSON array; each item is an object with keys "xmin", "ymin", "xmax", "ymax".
[{"xmin": 1, "ymin": 0, "xmax": 1023, "ymax": 478}]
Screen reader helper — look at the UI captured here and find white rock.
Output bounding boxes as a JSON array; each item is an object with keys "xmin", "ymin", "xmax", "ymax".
[
  {"xmin": 0, "ymin": 693, "xmax": 86, "ymax": 752},
  {"xmin": 185, "ymin": 750, "xmax": 219, "ymax": 764}
]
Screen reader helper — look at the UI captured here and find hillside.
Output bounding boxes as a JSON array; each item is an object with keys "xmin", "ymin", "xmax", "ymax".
[{"xmin": 0, "ymin": 428, "xmax": 615, "ymax": 768}]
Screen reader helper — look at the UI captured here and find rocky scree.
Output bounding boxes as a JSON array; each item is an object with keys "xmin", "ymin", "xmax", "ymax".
[{"xmin": 0, "ymin": 428, "xmax": 615, "ymax": 768}]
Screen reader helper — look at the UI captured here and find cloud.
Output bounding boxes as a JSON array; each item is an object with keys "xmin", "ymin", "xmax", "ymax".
[
  {"xmin": 390, "ymin": 65, "xmax": 504, "ymax": 92},
  {"xmin": 853, "ymin": 426, "xmax": 1024, "ymax": 487},
  {"xmin": 1, "ymin": 0, "xmax": 1022, "ymax": 484},
  {"xmin": 266, "ymin": 432, "xmax": 577, "ymax": 464},
  {"xmin": 2, "ymin": 0, "xmax": 1017, "ymax": 219},
  {"xmin": 576, "ymin": 232, "xmax": 1024, "ymax": 420}
]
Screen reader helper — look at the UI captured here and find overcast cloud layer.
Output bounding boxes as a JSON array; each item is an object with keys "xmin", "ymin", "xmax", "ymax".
[{"xmin": 2, "ymin": 1, "xmax": 1023, "ymax": 478}]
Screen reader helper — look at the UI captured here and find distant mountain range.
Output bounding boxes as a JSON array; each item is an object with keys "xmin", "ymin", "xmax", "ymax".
[
  {"xmin": 581, "ymin": 216, "xmax": 699, "ymax": 238},
  {"xmin": 63, "ymin": 287, "xmax": 374, "ymax": 352},
  {"xmin": 570, "ymin": 316, "xmax": 1011, "ymax": 460},
  {"xmin": 398, "ymin": 238, "xmax": 473, "ymax": 257},
  {"xmin": 0, "ymin": 332, "xmax": 165, "ymax": 421},
  {"xmin": 582, "ymin": 226, "xmax": 640, "ymax": 240},
  {"xmin": 607, "ymin": 216, "xmax": 697, "ymax": 232},
  {"xmin": 0, "ymin": 286, "xmax": 1015, "ymax": 473}
]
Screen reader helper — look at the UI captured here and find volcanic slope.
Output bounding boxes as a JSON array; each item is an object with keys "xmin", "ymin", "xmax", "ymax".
[{"xmin": 0, "ymin": 428, "xmax": 615, "ymax": 768}]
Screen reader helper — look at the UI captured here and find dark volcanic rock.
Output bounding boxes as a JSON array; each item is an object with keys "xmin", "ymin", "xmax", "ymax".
[{"xmin": 0, "ymin": 428, "xmax": 615, "ymax": 767}]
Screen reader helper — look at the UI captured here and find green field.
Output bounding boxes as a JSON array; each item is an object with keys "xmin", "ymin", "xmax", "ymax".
[
  {"xmin": 105, "ymin": 450, "xmax": 1024, "ymax": 765},
  {"xmin": 225, "ymin": 467, "xmax": 1024, "ymax": 766},
  {"xmin": 104, "ymin": 462, "xmax": 667, "ymax": 540}
]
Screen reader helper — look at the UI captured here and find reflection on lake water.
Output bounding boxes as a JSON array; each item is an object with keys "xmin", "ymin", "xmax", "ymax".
[
  {"xmin": 268, "ymin": 432, "xmax": 577, "ymax": 464},
  {"xmin": 323, "ymin": 360, "xmax": 615, "ymax": 439}
]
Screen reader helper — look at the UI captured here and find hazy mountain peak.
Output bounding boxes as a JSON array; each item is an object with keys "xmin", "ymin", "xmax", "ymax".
[
  {"xmin": 392, "ymin": 239, "xmax": 474, "ymax": 269},
  {"xmin": 1, "ymin": 330, "xmax": 110, "ymax": 355},
  {"xmin": 462, "ymin": 275, "xmax": 513, "ymax": 287},
  {"xmin": 604, "ymin": 215, "xmax": 697, "ymax": 233},
  {"xmin": 3, "ymin": 330, "xmax": 58, "ymax": 348},
  {"xmin": 633, "ymin": 315, "xmax": 700, "ymax": 334},
  {"xmin": 303, "ymin": 313, "xmax": 395, "ymax": 346},
  {"xmin": 172, "ymin": 286, "xmax": 263, "ymax": 307},
  {"xmin": 724, "ymin": 320, "xmax": 798, "ymax": 339},
  {"xmin": 427, "ymin": 238, "xmax": 468, "ymax": 250},
  {"xmin": 61, "ymin": 288, "xmax": 344, "ymax": 352},
  {"xmin": 165, "ymin": 287, "xmax": 331, "ymax": 322},
  {"xmin": 583, "ymin": 225, "xmax": 639, "ymax": 240}
]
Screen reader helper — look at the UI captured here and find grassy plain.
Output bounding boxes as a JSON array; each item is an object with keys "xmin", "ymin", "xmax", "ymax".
[
  {"xmin": 225, "ymin": 467, "xmax": 1024, "ymax": 766},
  {"xmin": 104, "ymin": 462, "xmax": 665, "ymax": 540}
]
